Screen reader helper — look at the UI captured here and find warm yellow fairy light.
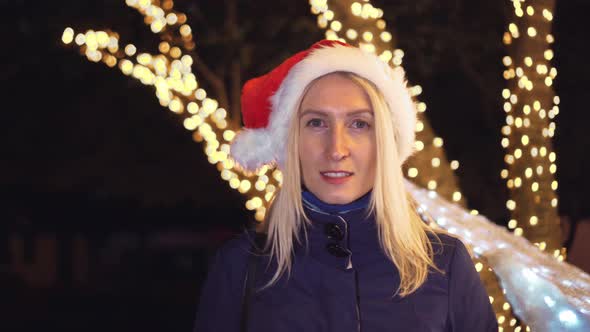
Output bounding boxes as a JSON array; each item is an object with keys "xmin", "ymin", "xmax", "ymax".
[
  {"xmin": 527, "ymin": 27, "xmax": 537, "ymax": 37},
  {"xmin": 501, "ymin": 169, "xmax": 509, "ymax": 179},
  {"xmin": 539, "ymin": 147, "xmax": 547, "ymax": 157},
  {"xmin": 415, "ymin": 141, "xmax": 424, "ymax": 151},
  {"xmin": 74, "ymin": 33, "xmax": 86, "ymax": 45},
  {"xmin": 125, "ymin": 44, "xmax": 137, "ymax": 56},
  {"xmin": 417, "ymin": 102, "xmax": 426, "ymax": 113},
  {"xmin": 433, "ymin": 137, "xmax": 443, "ymax": 147},
  {"xmin": 524, "ymin": 57, "xmax": 532, "ymax": 67},
  {"xmin": 229, "ymin": 178, "xmax": 240, "ymax": 189},
  {"xmin": 526, "ymin": 6, "xmax": 534, "ymax": 16},
  {"xmin": 137, "ymin": 53, "xmax": 152, "ymax": 65},
  {"xmin": 507, "ymin": 200, "xmax": 516, "ymax": 210},
  {"xmin": 543, "ymin": 9, "xmax": 554, "ymax": 21},
  {"xmin": 508, "ymin": 219, "xmax": 517, "ymax": 229},
  {"xmin": 330, "ymin": 20, "xmax": 342, "ymax": 32},
  {"xmin": 350, "ymin": 2, "xmax": 362, "ymax": 16},
  {"xmin": 427, "ymin": 180, "xmax": 437, "ymax": 190},
  {"xmin": 62, "ymin": 27, "xmax": 75, "ymax": 44},
  {"xmin": 431, "ymin": 158, "xmax": 440, "ymax": 168},
  {"xmin": 379, "ymin": 50, "xmax": 393, "ymax": 63},
  {"xmin": 380, "ymin": 31, "xmax": 392, "ymax": 42},
  {"xmin": 509, "ymin": 23, "xmax": 518, "ymax": 36},
  {"xmin": 346, "ymin": 29, "xmax": 358, "ymax": 40},
  {"xmin": 544, "ymin": 49, "xmax": 554, "ymax": 60},
  {"xmin": 120, "ymin": 59, "xmax": 134, "ymax": 75}
]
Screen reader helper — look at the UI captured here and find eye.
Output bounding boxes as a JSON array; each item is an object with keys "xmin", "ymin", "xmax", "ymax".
[
  {"xmin": 351, "ymin": 119, "xmax": 370, "ymax": 129},
  {"xmin": 306, "ymin": 118, "xmax": 325, "ymax": 127}
]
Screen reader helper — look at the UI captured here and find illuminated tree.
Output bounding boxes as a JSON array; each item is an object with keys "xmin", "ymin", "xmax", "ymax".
[{"xmin": 500, "ymin": 0, "xmax": 563, "ymax": 256}]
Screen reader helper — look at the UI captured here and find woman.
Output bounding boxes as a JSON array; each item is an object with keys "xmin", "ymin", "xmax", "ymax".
[{"xmin": 193, "ymin": 40, "xmax": 497, "ymax": 332}]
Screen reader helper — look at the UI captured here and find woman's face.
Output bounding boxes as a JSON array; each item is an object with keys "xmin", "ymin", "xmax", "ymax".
[{"xmin": 298, "ymin": 74, "xmax": 376, "ymax": 204}]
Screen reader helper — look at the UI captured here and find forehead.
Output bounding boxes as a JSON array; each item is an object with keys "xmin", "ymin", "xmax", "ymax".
[{"xmin": 299, "ymin": 73, "xmax": 372, "ymax": 115}]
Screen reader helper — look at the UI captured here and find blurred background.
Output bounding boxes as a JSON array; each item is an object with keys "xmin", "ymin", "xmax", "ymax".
[{"xmin": 2, "ymin": 0, "xmax": 589, "ymax": 331}]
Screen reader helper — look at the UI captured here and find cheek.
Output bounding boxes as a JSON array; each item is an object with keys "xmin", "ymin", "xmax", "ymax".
[
  {"xmin": 298, "ymin": 135, "xmax": 316, "ymax": 175},
  {"xmin": 359, "ymin": 137, "xmax": 377, "ymax": 173}
]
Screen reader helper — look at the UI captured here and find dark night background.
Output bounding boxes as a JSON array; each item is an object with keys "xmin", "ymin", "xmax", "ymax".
[{"xmin": 2, "ymin": 0, "xmax": 590, "ymax": 331}]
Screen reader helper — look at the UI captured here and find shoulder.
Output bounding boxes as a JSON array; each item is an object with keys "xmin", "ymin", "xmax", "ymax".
[
  {"xmin": 427, "ymin": 231, "xmax": 472, "ymax": 273},
  {"xmin": 215, "ymin": 229, "xmax": 258, "ymax": 262}
]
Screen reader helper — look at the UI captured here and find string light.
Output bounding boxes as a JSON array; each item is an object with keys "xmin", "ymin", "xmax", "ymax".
[
  {"xmin": 61, "ymin": 0, "xmax": 287, "ymax": 221},
  {"xmin": 501, "ymin": 0, "xmax": 561, "ymax": 257}
]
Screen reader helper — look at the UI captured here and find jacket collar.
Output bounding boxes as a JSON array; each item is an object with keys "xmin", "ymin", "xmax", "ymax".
[
  {"xmin": 298, "ymin": 190, "xmax": 382, "ymax": 270},
  {"xmin": 301, "ymin": 189, "xmax": 372, "ymax": 215}
]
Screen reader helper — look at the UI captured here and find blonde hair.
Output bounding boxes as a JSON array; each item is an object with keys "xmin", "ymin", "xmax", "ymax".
[{"xmin": 260, "ymin": 72, "xmax": 441, "ymax": 297}]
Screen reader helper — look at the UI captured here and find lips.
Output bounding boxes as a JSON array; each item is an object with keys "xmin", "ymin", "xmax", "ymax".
[
  {"xmin": 320, "ymin": 170, "xmax": 354, "ymax": 184},
  {"xmin": 320, "ymin": 171, "xmax": 353, "ymax": 178}
]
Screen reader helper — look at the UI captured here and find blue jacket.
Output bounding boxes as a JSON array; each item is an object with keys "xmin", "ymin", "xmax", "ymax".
[{"xmin": 194, "ymin": 190, "xmax": 498, "ymax": 331}]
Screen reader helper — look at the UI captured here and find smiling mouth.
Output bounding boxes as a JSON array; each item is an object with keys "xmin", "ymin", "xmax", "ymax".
[{"xmin": 320, "ymin": 171, "xmax": 354, "ymax": 178}]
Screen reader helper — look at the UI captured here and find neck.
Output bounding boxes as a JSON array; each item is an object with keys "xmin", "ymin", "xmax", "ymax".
[{"xmin": 301, "ymin": 189, "xmax": 372, "ymax": 215}]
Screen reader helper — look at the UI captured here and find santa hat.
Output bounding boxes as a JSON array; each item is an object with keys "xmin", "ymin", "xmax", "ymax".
[{"xmin": 230, "ymin": 39, "xmax": 417, "ymax": 173}]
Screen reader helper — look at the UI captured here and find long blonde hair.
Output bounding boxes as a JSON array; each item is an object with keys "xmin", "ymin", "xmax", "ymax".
[{"xmin": 260, "ymin": 72, "xmax": 440, "ymax": 297}]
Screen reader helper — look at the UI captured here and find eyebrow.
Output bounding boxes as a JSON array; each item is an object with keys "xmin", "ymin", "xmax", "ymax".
[{"xmin": 299, "ymin": 109, "xmax": 374, "ymax": 118}]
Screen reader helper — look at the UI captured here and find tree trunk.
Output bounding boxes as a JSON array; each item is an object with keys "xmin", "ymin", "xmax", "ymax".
[{"xmin": 502, "ymin": 0, "xmax": 562, "ymax": 254}]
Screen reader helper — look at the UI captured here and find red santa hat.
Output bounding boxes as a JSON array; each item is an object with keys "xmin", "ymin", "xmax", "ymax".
[{"xmin": 230, "ymin": 39, "xmax": 417, "ymax": 173}]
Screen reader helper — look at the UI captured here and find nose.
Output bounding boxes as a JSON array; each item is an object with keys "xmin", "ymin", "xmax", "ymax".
[{"xmin": 327, "ymin": 124, "xmax": 350, "ymax": 161}]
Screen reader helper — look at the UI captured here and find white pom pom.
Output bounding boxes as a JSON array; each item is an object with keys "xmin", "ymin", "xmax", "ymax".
[{"xmin": 229, "ymin": 128, "xmax": 275, "ymax": 172}]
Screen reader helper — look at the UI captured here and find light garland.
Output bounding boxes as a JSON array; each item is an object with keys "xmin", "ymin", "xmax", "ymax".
[
  {"xmin": 62, "ymin": 0, "xmax": 278, "ymax": 222},
  {"xmin": 501, "ymin": 0, "xmax": 563, "ymax": 256},
  {"xmin": 410, "ymin": 180, "xmax": 590, "ymax": 331}
]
